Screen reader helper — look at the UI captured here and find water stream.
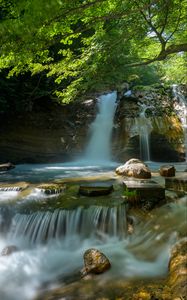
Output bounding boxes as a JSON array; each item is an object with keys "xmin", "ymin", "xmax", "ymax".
[
  {"xmin": 0, "ymin": 91, "xmax": 186, "ymax": 300},
  {"xmin": 132, "ymin": 103, "xmax": 153, "ymax": 161},
  {"xmin": 84, "ymin": 91, "xmax": 117, "ymax": 164}
]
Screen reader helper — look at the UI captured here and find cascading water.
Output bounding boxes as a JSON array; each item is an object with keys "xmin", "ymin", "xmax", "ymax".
[
  {"xmin": 84, "ymin": 91, "xmax": 117, "ymax": 164},
  {"xmin": 132, "ymin": 104, "xmax": 153, "ymax": 161},
  {"xmin": 172, "ymin": 84, "xmax": 187, "ymax": 161},
  {"xmin": 0, "ymin": 88, "xmax": 186, "ymax": 300},
  {"xmin": 0, "ymin": 194, "xmax": 185, "ymax": 300},
  {"xmin": 8, "ymin": 205, "xmax": 127, "ymax": 244}
]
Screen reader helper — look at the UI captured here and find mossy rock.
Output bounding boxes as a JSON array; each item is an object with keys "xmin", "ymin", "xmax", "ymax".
[
  {"xmin": 37, "ymin": 183, "xmax": 66, "ymax": 195},
  {"xmin": 79, "ymin": 183, "xmax": 114, "ymax": 196}
]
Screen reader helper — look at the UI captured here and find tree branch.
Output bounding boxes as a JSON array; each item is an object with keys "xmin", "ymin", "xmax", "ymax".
[{"xmin": 125, "ymin": 43, "xmax": 187, "ymax": 67}]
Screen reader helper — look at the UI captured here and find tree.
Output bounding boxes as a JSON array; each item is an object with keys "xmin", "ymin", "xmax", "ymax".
[{"xmin": 0, "ymin": 0, "xmax": 186, "ymax": 103}]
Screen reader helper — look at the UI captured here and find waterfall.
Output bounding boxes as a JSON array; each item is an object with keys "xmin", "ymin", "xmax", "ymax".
[
  {"xmin": 172, "ymin": 84, "xmax": 187, "ymax": 161},
  {"xmin": 132, "ymin": 104, "xmax": 153, "ymax": 161},
  {"xmin": 84, "ymin": 91, "xmax": 117, "ymax": 164},
  {"xmin": 8, "ymin": 205, "xmax": 127, "ymax": 244}
]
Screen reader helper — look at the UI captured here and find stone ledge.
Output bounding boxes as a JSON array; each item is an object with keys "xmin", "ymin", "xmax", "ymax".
[
  {"xmin": 79, "ymin": 182, "xmax": 114, "ymax": 196},
  {"xmin": 123, "ymin": 179, "xmax": 165, "ymax": 208},
  {"xmin": 165, "ymin": 176, "xmax": 187, "ymax": 192}
]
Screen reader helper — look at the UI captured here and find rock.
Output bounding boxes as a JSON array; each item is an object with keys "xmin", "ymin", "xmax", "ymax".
[
  {"xmin": 168, "ymin": 239, "xmax": 187, "ymax": 299},
  {"xmin": 37, "ymin": 183, "xmax": 66, "ymax": 195},
  {"xmin": 0, "ymin": 182, "xmax": 28, "ymax": 191},
  {"xmin": 79, "ymin": 183, "xmax": 113, "ymax": 196},
  {"xmin": 123, "ymin": 179, "xmax": 165, "ymax": 209},
  {"xmin": 1, "ymin": 245, "xmax": 18, "ymax": 256},
  {"xmin": 159, "ymin": 165, "xmax": 175, "ymax": 177},
  {"xmin": 0, "ymin": 162, "xmax": 15, "ymax": 171},
  {"xmin": 81, "ymin": 248, "xmax": 111, "ymax": 276},
  {"xmin": 165, "ymin": 176, "xmax": 187, "ymax": 192},
  {"xmin": 116, "ymin": 158, "xmax": 151, "ymax": 179}
]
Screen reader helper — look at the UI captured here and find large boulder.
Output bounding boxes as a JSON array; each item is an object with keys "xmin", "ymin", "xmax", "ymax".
[
  {"xmin": 81, "ymin": 248, "xmax": 111, "ymax": 276},
  {"xmin": 168, "ymin": 239, "xmax": 187, "ymax": 299},
  {"xmin": 116, "ymin": 158, "xmax": 151, "ymax": 179}
]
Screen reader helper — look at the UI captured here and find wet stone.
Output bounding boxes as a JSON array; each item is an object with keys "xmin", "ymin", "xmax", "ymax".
[
  {"xmin": 37, "ymin": 183, "xmax": 66, "ymax": 195},
  {"xmin": 81, "ymin": 248, "xmax": 111, "ymax": 275},
  {"xmin": 0, "ymin": 162, "xmax": 15, "ymax": 171},
  {"xmin": 116, "ymin": 159, "xmax": 151, "ymax": 179},
  {"xmin": 159, "ymin": 165, "xmax": 176, "ymax": 177},
  {"xmin": 1, "ymin": 245, "xmax": 18, "ymax": 256},
  {"xmin": 79, "ymin": 182, "xmax": 113, "ymax": 196},
  {"xmin": 0, "ymin": 182, "xmax": 29, "ymax": 192},
  {"xmin": 123, "ymin": 179, "xmax": 165, "ymax": 209},
  {"xmin": 165, "ymin": 176, "xmax": 187, "ymax": 192},
  {"xmin": 168, "ymin": 239, "xmax": 187, "ymax": 299}
]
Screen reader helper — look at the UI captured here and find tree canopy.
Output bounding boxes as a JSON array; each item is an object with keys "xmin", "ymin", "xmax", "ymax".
[{"xmin": 0, "ymin": 0, "xmax": 186, "ymax": 103}]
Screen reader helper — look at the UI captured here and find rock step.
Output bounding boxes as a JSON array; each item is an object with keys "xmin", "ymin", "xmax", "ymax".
[
  {"xmin": 0, "ymin": 187, "xmax": 22, "ymax": 192},
  {"xmin": 79, "ymin": 183, "xmax": 113, "ymax": 197},
  {"xmin": 165, "ymin": 176, "xmax": 187, "ymax": 192},
  {"xmin": 37, "ymin": 184, "xmax": 66, "ymax": 195},
  {"xmin": 0, "ymin": 182, "xmax": 29, "ymax": 192},
  {"xmin": 123, "ymin": 179, "xmax": 165, "ymax": 208}
]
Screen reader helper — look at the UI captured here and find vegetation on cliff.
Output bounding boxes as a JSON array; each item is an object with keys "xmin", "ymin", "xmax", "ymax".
[{"xmin": 0, "ymin": 0, "xmax": 186, "ymax": 111}]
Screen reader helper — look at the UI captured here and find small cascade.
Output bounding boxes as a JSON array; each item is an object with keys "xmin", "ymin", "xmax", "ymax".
[
  {"xmin": 0, "ymin": 186, "xmax": 22, "ymax": 192},
  {"xmin": 172, "ymin": 84, "xmax": 187, "ymax": 161},
  {"xmin": 38, "ymin": 188, "xmax": 65, "ymax": 195},
  {"xmin": 84, "ymin": 91, "xmax": 117, "ymax": 164},
  {"xmin": 0, "ymin": 206, "xmax": 13, "ymax": 234},
  {"xmin": 8, "ymin": 205, "xmax": 127, "ymax": 244},
  {"xmin": 132, "ymin": 104, "xmax": 153, "ymax": 161}
]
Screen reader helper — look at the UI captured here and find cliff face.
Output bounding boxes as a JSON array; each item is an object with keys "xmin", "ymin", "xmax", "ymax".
[
  {"xmin": 0, "ymin": 98, "xmax": 97, "ymax": 163},
  {"xmin": 112, "ymin": 84, "xmax": 186, "ymax": 162},
  {"xmin": 0, "ymin": 85, "xmax": 186, "ymax": 164}
]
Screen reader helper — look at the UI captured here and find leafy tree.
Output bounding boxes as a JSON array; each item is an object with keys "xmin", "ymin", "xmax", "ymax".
[{"xmin": 0, "ymin": 0, "xmax": 186, "ymax": 104}]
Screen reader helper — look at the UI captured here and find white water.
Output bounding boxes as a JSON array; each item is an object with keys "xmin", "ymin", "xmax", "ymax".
[
  {"xmin": 84, "ymin": 91, "xmax": 117, "ymax": 164},
  {"xmin": 132, "ymin": 104, "xmax": 153, "ymax": 161},
  {"xmin": 0, "ymin": 88, "xmax": 186, "ymax": 300},
  {"xmin": 8, "ymin": 205, "xmax": 127, "ymax": 244},
  {"xmin": 172, "ymin": 84, "xmax": 187, "ymax": 161},
  {"xmin": 0, "ymin": 196, "xmax": 185, "ymax": 300}
]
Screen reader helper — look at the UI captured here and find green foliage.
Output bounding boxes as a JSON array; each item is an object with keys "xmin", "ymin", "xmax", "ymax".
[
  {"xmin": 0, "ymin": 0, "xmax": 186, "ymax": 105},
  {"xmin": 158, "ymin": 53, "xmax": 187, "ymax": 84},
  {"xmin": 124, "ymin": 188, "xmax": 138, "ymax": 199},
  {"xmin": 0, "ymin": 71, "xmax": 55, "ymax": 114}
]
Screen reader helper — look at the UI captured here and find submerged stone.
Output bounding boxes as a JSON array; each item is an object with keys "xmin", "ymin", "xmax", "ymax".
[
  {"xmin": 0, "ymin": 162, "xmax": 15, "ymax": 171},
  {"xmin": 79, "ymin": 182, "xmax": 113, "ymax": 196},
  {"xmin": 165, "ymin": 176, "xmax": 187, "ymax": 192},
  {"xmin": 159, "ymin": 165, "xmax": 176, "ymax": 177},
  {"xmin": 81, "ymin": 248, "xmax": 111, "ymax": 276},
  {"xmin": 1, "ymin": 245, "xmax": 18, "ymax": 256},
  {"xmin": 116, "ymin": 159, "xmax": 151, "ymax": 179},
  {"xmin": 123, "ymin": 179, "xmax": 165, "ymax": 209}
]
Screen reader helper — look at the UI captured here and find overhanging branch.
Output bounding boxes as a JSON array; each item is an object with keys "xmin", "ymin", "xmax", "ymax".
[{"xmin": 125, "ymin": 43, "xmax": 187, "ymax": 67}]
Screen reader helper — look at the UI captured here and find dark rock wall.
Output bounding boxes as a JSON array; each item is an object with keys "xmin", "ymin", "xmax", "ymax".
[{"xmin": 0, "ymin": 98, "xmax": 97, "ymax": 163}]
